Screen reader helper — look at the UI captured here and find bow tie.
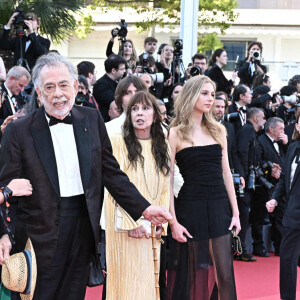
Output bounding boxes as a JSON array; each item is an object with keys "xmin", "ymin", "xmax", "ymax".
[
  {"xmin": 238, "ymin": 107, "xmax": 247, "ymax": 113},
  {"xmin": 45, "ymin": 112, "xmax": 73, "ymax": 126},
  {"xmin": 272, "ymin": 140, "xmax": 278, "ymax": 144}
]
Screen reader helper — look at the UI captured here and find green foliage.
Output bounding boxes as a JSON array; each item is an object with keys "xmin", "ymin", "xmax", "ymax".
[
  {"xmin": 197, "ymin": 33, "xmax": 223, "ymax": 53},
  {"xmin": 0, "ymin": 0, "xmax": 86, "ymax": 43}
]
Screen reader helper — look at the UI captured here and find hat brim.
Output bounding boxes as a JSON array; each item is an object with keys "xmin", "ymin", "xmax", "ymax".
[{"xmin": 20, "ymin": 239, "xmax": 37, "ymax": 300}]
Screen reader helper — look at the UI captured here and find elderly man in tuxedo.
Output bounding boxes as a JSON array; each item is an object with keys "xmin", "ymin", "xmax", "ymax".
[
  {"xmin": 0, "ymin": 52, "xmax": 171, "ymax": 300},
  {"xmin": 267, "ymin": 112, "xmax": 300, "ymax": 300},
  {"xmin": 0, "ymin": 66, "xmax": 31, "ymax": 125}
]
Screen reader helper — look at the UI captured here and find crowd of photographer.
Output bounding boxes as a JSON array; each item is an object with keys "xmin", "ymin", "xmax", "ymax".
[{"xmin": 2, "ymin": 10, "xmax": 300, "ymax": 300}]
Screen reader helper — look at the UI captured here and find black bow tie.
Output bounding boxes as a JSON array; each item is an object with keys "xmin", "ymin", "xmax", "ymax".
[
  {"xmin": 272, "ymin": 140, "xmax": 278, "ymax": 144},
  {"xmin": 238, "ymin": 107, "xmax": 247, "ymax": 113},
  {"xmin": 45, "ymin": 112, "xmax": 73, "ymax": 126}
]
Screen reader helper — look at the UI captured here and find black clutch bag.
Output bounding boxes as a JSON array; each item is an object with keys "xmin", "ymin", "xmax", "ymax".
[
  {"xmin": 232, "ymin": 227, "xmax": 242, "ymax": 256},
  {"xmin": 87, "ymin": 230, "xmax": 106, "ymax": 287}
]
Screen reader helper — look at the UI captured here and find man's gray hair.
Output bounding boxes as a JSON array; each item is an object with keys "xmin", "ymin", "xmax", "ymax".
[
  {"xmin": 247, "ymin": 107, "xmax": 264, "ymax": 121},
  {"xmin": 6, "ymin": 66, "xmax": 31, "ymax": 82},
  {"xmin": 265, "ymin": 117, "xmax": 284, "ymax": 133},
  {"xmin": 32, "ymin": 52, "xmax": 77, "ymax": 88}
]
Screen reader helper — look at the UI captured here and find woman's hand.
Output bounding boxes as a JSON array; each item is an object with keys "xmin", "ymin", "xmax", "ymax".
[
  {"xmin": 128, "ymin": 225, "xmax": 150, "ymax": 239},
  {"xmin": 171, "ymin": 221, "xmax": 192, "ymax": 243},
  {"xmin": 229, "ymin": 216, "xmax": 241, "ymax": 235},
  {"xmin": 266, "ymin": 199, "xmax": 278, "ymax": 213},
  {"xmin": 231, "ymin": 71, "xmax": 238, "ymax": 82},
  {"xmin": 7, "ymin": 179, "xmax": 33, "ymax": 197}
]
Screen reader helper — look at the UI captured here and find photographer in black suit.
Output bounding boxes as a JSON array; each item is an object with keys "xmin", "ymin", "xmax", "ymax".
[
  {"xmin": 267, "ymin": 112, "xmax": 300, "ymax": 300},
  {"xmin": 0, "ymin": 11, "xmax": 50, "ymax": 72},
  {"xmin": 236, "ymin": 42, "xmax": 267, "ymax": 88},
  {"xmin": 236, "ymin": 108, "xmax": 266, "ymax": 261},
  {"xmin": 252, "ymin": 117, "xmax": 288, "ymax": 257},
  {"xmin": 228, "ymin": 84, "xmax": 252, "ymax": 141}
]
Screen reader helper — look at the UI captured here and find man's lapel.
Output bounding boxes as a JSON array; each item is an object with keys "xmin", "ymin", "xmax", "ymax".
[
  {"xmin": 29, "ymin": 107, "xmax": 60, "ymax": 199},
  {"xmin": 71, "ymin": 106, "xmax": 91, "ymax": 191}
]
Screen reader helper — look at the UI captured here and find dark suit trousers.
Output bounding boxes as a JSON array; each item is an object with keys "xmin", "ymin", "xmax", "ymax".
[
  {"xmin": 250, "ymin": 187, "xmax": 269, "ymax": 248},
  {"xmin": 280, "ymin": 226, "xmax": 300, "ymax": 300},
  {"xmin": 33, "ymin": 195, "xmax": 93, "ymax": 300},
  {"xmin": 237, "ymin": 190, "xmax": 252, "ymax": 252}
]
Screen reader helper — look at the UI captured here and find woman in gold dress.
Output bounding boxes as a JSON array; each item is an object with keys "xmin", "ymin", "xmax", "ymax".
[{"xmin": 102, "ymin": 91, "xmax": 170, "ymax": 300}]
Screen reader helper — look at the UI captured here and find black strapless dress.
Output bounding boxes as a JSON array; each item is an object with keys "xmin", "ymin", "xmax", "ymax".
[{"xmin": 167, "ymin": 144, "xmax": 236, "ymax": 300}]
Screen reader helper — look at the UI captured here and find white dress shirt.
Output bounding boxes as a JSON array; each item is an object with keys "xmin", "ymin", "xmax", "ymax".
[
  {"xmin": 236, "ymin": 102, "xmax": 246, "ymax": 126},
  {"xmin": 290, "ymin": 156, "xmax": 299, "ymax": 189},
  {"xmin": 266, "ymin": 133, "xmax": 279, "ymax": 153},
  {"xmin": 3, "ymin": 83, "xmax": 16, "ymax": 114},
  {"xmin": 46, "ymin": 115, "xmax": 84, "ymax": 197}
]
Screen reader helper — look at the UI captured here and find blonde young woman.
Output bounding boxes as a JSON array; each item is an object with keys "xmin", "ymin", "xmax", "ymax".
[{"xmin": 167, "ymin": 75, "xmax": 241, "ymax": 300}]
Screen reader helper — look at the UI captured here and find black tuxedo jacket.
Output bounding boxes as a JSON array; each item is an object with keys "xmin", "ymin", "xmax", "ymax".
[
  {"xmin": 0, "ymin": 83, "xmax": 25, "ymax": 125},
  {"xmin": 0, "ymin": 106, "xmax": 150, "ymax": 275},
  {"xmin": 222, "ymin": 120, "xmax": 244, "ymax": 177},
  {"xmin": 272, "ymin": 142, "xmax": 300, "ymax": 229},
  {"xmin": 228, "ymin": 102, "xmax": 247, "ymax": 141},
  {"xmin": 0, "ymin": 29, "xmax": 50, "ymax": 71},
  {"xmin": 236, "ymin": 58, "xmax": 267, "ymax": 87},
  {"xmin": 258, "ymin": 133, "xmax": 287, "ymax": 168}
]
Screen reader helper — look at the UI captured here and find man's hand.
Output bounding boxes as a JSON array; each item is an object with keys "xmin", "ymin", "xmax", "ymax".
[
  {"xmin": 7, "ymin": 12, "xmax": 19, "ymax": 28},
  {"xmin": 1, "ymin": 115, "xmax": 14, "ymax": 134},
  {"xmin": 24, "ymin": 20, "xmax": 37, "ymax": 34},
  {"xmin": 266, "ymin": 199, "xmax": 278, "ymax": 213},
  {"xmin": 240, "ymin": 177, "xmax": 245, "ymax": 189},
  {"xmin": 0, "ymin": 234, "xmax": 12, "ymax": 265},
  {"xmin": 7, "ymin": 178, "xmax": 33, "ymax": 197},
  {"xmin": 279, "ymin": 133, "xmax": 288, "ymax": 145},
  {"xmin": 142, "ymin": 205, "xmax": 172, "ymax": 226}
]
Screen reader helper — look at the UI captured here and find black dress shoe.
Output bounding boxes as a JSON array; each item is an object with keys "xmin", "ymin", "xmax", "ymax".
[{"xmin": 253, "ymin": 248, "xmax": 270, "ymax": 257}]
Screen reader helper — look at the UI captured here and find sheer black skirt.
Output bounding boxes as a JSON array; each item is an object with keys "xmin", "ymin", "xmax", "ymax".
[{"xmin": 167, "ymin": 233, "xmax": 237, "ymax": 300}]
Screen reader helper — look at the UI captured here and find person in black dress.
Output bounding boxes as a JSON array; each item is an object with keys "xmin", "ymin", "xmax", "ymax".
[
  {"xmin": 167, "ymin": 75, "xmax": 241, "ymax": 300},
  {"xmin": 208, "ymin": 48, "xmax": 238, "ymax": 95}
]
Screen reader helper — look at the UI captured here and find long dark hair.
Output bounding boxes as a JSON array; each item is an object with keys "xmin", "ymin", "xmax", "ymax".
[
  {"xmin": 123, "ymin": 91, "xmax": 170, "ymax": 176},
  {"xmin": 209, "ymin": 48, "xmax": 225, "ymax": 66}
]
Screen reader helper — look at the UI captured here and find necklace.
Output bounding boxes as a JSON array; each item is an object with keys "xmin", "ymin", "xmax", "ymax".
[{"xmin": 141, "ymin": 161, "xmax": 160, "ymax": 201}]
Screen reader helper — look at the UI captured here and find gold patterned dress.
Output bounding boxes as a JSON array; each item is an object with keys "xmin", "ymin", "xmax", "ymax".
[{"xmin": 102, "ymin": 134, "xmax": 170, "ymax": 300}]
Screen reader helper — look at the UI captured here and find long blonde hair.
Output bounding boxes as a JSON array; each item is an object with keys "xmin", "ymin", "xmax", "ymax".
[{"xmin": 171, "ymin": 75, "xmax": 224, "ymax": 148}]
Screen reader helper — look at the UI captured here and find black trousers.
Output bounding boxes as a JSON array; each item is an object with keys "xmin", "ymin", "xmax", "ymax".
[
  {"xmin": 250, "ymin": 187, "xmax": 268, "ymax": 249},
  {"xmin": 280, "ymin": 226, "xmax": 300, "ymax": 300},
  {"xmin": 30, "ymin": 195, "xmax": 93, "ymax": 300},
  {"xmin": 237, "ymin": 190, "xmax": 252, "ymax": 252}
]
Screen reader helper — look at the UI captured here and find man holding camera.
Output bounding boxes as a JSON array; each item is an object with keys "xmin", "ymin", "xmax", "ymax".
[
  {"xmin": 252, "ymin": 117, "xmax": 288, "ymax": 257},
  {"xmin": 236, "ymin": 42, "xmax": 267, "ymax": 88},
  {"xmin": 236, "ymin": 107, "xmax": 266, "ymax": 261},
  {"xmin": 0, "ymin": 11, "xmax": 50, "ymax": 72},
  {"xmin": 228, "ymin": 84, "xmax": 253, "ymax": 140}
]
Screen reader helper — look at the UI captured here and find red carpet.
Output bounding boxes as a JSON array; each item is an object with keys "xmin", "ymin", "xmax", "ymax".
[{"xmin": 85, "ymin": 254, "xmax": 300, "ymax": 299}]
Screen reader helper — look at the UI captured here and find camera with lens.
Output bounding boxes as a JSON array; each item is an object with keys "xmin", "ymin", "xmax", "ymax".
[
  {"xmin": 75, "ymin": 92, "xmax": 89, "ymax": 105},
  {"xmin": 233, "ymin": 173, "xmax": 244, "ymax": 199},
  {"xmin": 223, "ymin": 112, "xmax": 240, "ymax": 123},
  {"xmin": 173, "ymin": 39, "xmax": 183, "ymax": 57},
  {"xmin": 281, "ymin": 95, "xmax": 298, "ymax": 105},
  {"xmin": 13, "ymin": 8, "xmax": 34, "ymax": 36},
  {"xmin": 112, "ymin": 19, "xmax": 128, "ymax": 41},
  {"xmin": 252, "ymin": 50, "xmax": 261, "ymax": 61},
  {"xmin": 247, "ymin": 162, "xmax": 275, "ymax": 191},
  {"xmin": 190, "ymin": 66, "xmax": 202, "ymax": 77}
]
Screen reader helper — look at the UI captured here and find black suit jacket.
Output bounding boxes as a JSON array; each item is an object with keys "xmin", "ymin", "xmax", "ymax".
[
  {"xmin": 236, "ymin": 58, "xmax": 267, "ymax": 87},
  {"xmin": 0, "ymin": 83, "xmax": 25, "ymax": 125},
  {"xmin": 0, "ymin": 106, "xmax": 150, "ymax": 275},
  {"xmin": 0, "ymin": 29, "xmax": 50, "ymax": 71},
  {"xmin": 222, "ymin": 120, "xmax": 244, "ymax": 177},
  {"xmin": 272, "ymin": 142, "xmax": 300, "ymax": 229},
  {"xmin": 93, "ymin": 74, "xmax": 117, "ymax": 122}
]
